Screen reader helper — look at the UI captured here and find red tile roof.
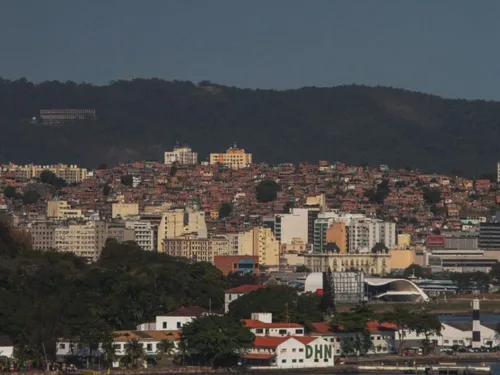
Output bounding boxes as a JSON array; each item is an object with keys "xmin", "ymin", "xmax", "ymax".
[
  {"xmin": 244, "ymin": 353, "xmax": 274, "ymax": 360},
  {"xmin": 243, "ymin": 319, "xmax": 303, "ymax": 329},
  {"xmin": 253, "ymin": 336, "xmax": 318, "ymax": 348},
  {"xmin": 226, "ymin": 285, "xmax": 266, "ymax": 293}
]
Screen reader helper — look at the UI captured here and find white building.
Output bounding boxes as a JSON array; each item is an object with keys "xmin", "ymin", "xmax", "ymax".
[
  {"xmin": 275, "ymin": 208, "xmax": 309, "ymax": 245},
  {"xmin": 244, "ymin": 336, "xmax": 334, "ymax": 369},
  {"xmin": 164, "ymin": 145, "xmax": 198, "ymax": 165},
  {"xmin": 154, "ymin": 306, "xmax": 211, "ymax": 331},
  {"xmin": 243, "ymin": 313, "xmax": 305, "ymax": 337},
  {"xmin": 0, "ymin": 335, "xmax": 14, "ymax": 358}
]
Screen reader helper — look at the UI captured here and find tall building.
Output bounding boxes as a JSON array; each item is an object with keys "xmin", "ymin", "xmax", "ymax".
[
  {"xmin": 157, "ymin": 208, "xmax": 208, "ymax": 250},
  {"xmin": 47, "ymin": 200, "xmax": 83, "ymax": 219},
  {"xmin": 164, "ymin": 144, "xmax": 198, "ymax": 165},
  {"xmin": 479, "ymin": 222, "xmax": 500, "ymax": 250},
  {"xmin": 209, "ymin": 143, "xmax": 252, "ymax": 169},
  {"xmin": 227, "ymin": 226, "xmax": 280, "ymax": 267},
  {"xmin": 125, "ymin": 220, "xmax": 155, "ymax": 251},
  {"xmin": 53, "ymin": 221, "xmax": 107, "ymax": 262},
  {"xmin": 0, "ymin": 163, "xmax": 88, "ymax": 183},
  {"xmin": 274, "ymin": 208, "xmax": 309, "ymax": 245}
]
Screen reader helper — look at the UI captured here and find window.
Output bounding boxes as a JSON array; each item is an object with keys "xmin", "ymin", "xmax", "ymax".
[
  {"xmin": 299, "ymin": 348, "xmax": 304, "ymax": 352},
  {"xmin": 147, "ymin": 344, "xmax": 153, "ymax": 351},
  {"xmin": 292, "ymin": 359, "xmax": 297, "ymax": 363},
  {"xmin": 292, "ymin": 348, "xmax": 296, "ymax": 352},
  {"xmin": 444, "ymin": 340, "xmax": 449, "ymax": 344},
  {"xmin": 278, "ymin": 329, "xmax": 287, "ymax": 335},
  {"xmin": 281, "ymin": 348, "xmax": 287, "ymax": 353},
  {"xmin": 295, "ymin": 329, "xmax": 303, "ymax": 334},
  {"xmin": 114, "ymin": 344, "xmax": 122, "ymax": 350},
  {"xmin": 324, "ymin": 359, "xmax": 329, "ymax": 362},
  {"xmin": 314, "ymin": 359, "xmax": 319, "ymax": 363},
  {"xmin": 163, "ymin": 322, "xmax": 167, "ymax": 329},
  {"xmin": 299, "ymin": 359, "xmax": 303, "ymax": 363},
  {"xmin": 281, "ymin": 360, "xmax": 286, "ymax": 363},
  {"xmin": 59, "ymin": 344, "xmax": 66, "ymax": 349},
  {"xmin": 255, "ymin": 329, "xmax": 263, "ymax": 334},
  {"xmin": 177, "ymin": 322, "xmax": 182, "ymax": 328}
]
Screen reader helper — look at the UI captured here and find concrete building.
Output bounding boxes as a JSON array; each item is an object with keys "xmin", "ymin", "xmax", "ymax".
[
  {"xmin": 164, "ymin": 144, "xmax": 198, "ymax": 165},
  {"xmin": 39, "ymin": 108, "xmax": 96, "ymax": 124},
  {"xmin": 125, "ymin": 220, "xmax": 154, "ymax": 251},
  {"xmin": 274, "ymin": 208, "xmax": 309, "ymax": 245},
  {"xmin": 214, "ymin": 255, "xmax": 259, "ymax": 276},
  {"xmin": 225, "ymin": 284, "xmax": 266, "ymax": 313},
  {"xmin": 155, "ymin": 306, "xmax": 211, "ymax": 331},
  {"xmin": 209, "ymin": 143, "xmax": 252, "ymax": 169},
  {"xmin": 479, "ymin": 222, "xmax": 500, "ymax": 250},
  {"xmin": 243, "ymin": 313, "xmax": 304, "ymax": 337},
  {"xmin": 0, "ymin": 163, "xmax": 88, "ymax": 183},
  {"xmin": 163, "ymin": 235, "xmax": 230, "ymax": 263},
  {"xmin": 106, "ymin": 222, "xmax": 135, "ymax": 243},
  {"xmin": 30, "ymin": 221, "xmax": 56, "ymax": 250},
  {"xmin": 47, "ymin": 200, "xmax": 83, "ymax": 219},
  {"xmin": 389, "ymin": 249, "xmax": 415, "ymax": 270},
  {"xmin": 111, "ymin": 203, "xmax": 139, "ymax": 219},
  {"xmin": 304, "ymin": 249, "xmax": 391, "ymax": 275},
  {"xmin": 53, "ymin": 220, "xmax": 107, "ymax": 261},
  {"xmin": 157, "ymin": 207, "xmax": 208, "ymax": 250}
]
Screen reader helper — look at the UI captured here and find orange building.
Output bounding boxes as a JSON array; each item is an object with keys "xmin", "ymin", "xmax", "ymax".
[
  {"xmin": 209, "ymin": 143, "xmax": 252, "ymax": 169},
  {"xmin": 214, "ymin": 255, "xmax": 260, "ymax": 275},
  {"xmin": 325, "ymin": 222, "xmax": 347, "ymax": 254}
]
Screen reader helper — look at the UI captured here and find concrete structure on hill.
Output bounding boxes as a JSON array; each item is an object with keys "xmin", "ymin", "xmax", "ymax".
[
  {"xmin": 0, "ymin": 163, "xmax": 88, "ymax": 183},
  {"xmin": 47, "ymin": 200, "xmax": 83, "ymax": 219},
  {"xmin": 209, "ymin": 143, "xmax": 252, "ymax": 169},
  {"xmin": 39, "ymin": 108, "xmax": 96, "ymax": 124},
  {"xmin": 226, "ymin": 226, "xmax": 280, "ymax": 267},
  {"xmin": 157, "ymin": 207, "xmax": 207, "ymax": 250},
  {"xmin": 111, "ymin": 203, "xmax": 139, "ymax": 218},
  {"xmin": 164, "ymin": 144, "xmax": 198, "ymax": 165}
]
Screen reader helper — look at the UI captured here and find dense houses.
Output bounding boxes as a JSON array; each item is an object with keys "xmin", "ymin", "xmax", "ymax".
[{"xmin": 1, "ymin": 145, "xmax": 500, "ymax": 274}]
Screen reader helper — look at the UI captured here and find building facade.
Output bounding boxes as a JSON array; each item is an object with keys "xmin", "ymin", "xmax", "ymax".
[
  {"xmin": 164, "ymin": 145, "xmax": 198, "ymax": 165},
  {"xmin": 163, "ymin": 235, "xmax": 230, "ymax": 263},
  {"xmin": 0, "ymin": 163, "xmax": 88, "ymax": 183},
  {"xmin": 209, "ymin": 143, "xmax": 252, "ymax": 169}
]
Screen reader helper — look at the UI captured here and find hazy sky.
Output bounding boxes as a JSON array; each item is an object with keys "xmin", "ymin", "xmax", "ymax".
[{"xmin": 1, "ymin": 0, "xmax": 499, "ymax": 99}]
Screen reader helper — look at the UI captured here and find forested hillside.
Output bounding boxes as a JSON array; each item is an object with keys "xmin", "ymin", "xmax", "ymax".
[{"xmin": 0, "ymin": 77, "xmax": 499, "ymax": 174}]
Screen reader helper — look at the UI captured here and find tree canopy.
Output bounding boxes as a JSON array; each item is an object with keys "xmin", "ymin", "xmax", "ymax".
[
  {"xmin": 218, "ymin": 202, "xmax": 233, "ymax": 219},
  {"xmin": 0, "ymin": 225, "xmax": 228, "ymax": 367},
  {"xmin": 255, "ymin": 180, "xmax": 281, "ymax": 203},
  {"xmin": 180, "ymin": 315, "xmax": 254, "ymax": 367},
  {"xmin": 39, "ymin": 170, "xmax": 66, "ymax": 189}
]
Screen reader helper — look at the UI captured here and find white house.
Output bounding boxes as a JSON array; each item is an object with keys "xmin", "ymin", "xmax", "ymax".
[
  {"xmin": 225, "ymin": 285, "xmax": 266, "ymax": 313},
  {"xmin": 244, "ymin": 336, "xmax": 334, "ymax": 369},
  {"xmin": 310, "ymin": 321, "xmax": 396, "ymax": 356},
  {"xmin": 155, "ymin": 306, "xmax": 211, "ymax": 331},
  {"xmin": 243, "ymin": 313, "xmax": 305, "ymax": 337},
  {"xmin": 0, "ymin": 336, "xmax": 14, "ymax": 358}
]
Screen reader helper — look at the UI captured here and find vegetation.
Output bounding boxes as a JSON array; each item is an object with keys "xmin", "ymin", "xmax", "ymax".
[
  {"xmin": 39, "ymin": 170, "xmax": 66, "ymax": 189},
  {"xmin": 227, "ymin": 286, "xmax": 323, "ymax": 325},
  {"xmin": 255, "ymin": 180, "xmax": 281, "ymax": 203},
  {"xmin": 120, "ymin": 174, "xmax": 134, "ymax": 186},
  {"xmin": 156, "ymin": 339, "xmax": 175, "ymax": 361},
  {"xmin": 1, "ymin": 79, "xmax": 498, "ymax": 174},
  {"xmin": 0, "ymin": 226, "xmax": 227, "ymax": 367},
  {"xmin": 3, "ymin": 186, "xmax": 20, "ymax": 199},
  {"xmin": 180, "ymin": 315, "xmax": 254, "ymax": 367},
  {"xmin": 218, "ymin": 202, "xmax": 233, "ymax": 219},
  {"xmin": 331, "ymin": 304, "xmax": 374, "ymax": 356},
  {"xmin": 122, "ymin": 338, "xmax": 146, "ymax": 368},
  {"xmin": 21, "ymin": 190, "xmax": 40, "ymax": 205}
]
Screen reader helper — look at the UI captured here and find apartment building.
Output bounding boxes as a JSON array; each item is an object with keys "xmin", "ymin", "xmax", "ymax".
[
  {"xmin": 274, "ymin": 208, "xmax": 309, "ymax": 245},
  {"xmin": 0, "ymin": 163, "xmax": 88, "ymax": 183},
  {"xmin": 47, "ymin": 200, "xmax": 83, "ymax": 219},
  {"xmin": 53, "ymin": 221, "xmax": 107, "ymax": 261},
  {"xmin": 209, "ymin": 143, "xmax": 252, "ymax": 169},
  {"xmin": 163, "ymin": 235, "xmax": 230, "ymax": 263},
  {"xmin": 30, "ymin": 221, "xmax": 56, "ymax": 250},
  {"xmin": 125, "ymin": 220, "xmax": 155, "ymax": 251},
  {"xmin": 157, "ymin": 208, "xmax": 207, "ymax": 250},
  {"xmin": 164, "ymin": 145, "xmax": 198, "ymax": 165},
  {"xmin": 479, "ymin": 222, "xmax": 500, "ymax": 250},
  {"xmin": 107, "ymin": 222, "xmax": 135, "ymax": 243},
  {"xmin": 304, "ymin": 250, "xmax": 391, "ymax": 275},
  {"xmin": 39, "ymin": 108, "xmax": 96, "ymax": 124},
  {"xmin": 226, "ymin": 227, "xmax": 280, "ymax": 267}
]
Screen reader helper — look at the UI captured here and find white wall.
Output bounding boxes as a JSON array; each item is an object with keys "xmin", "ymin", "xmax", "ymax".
[
  {"xmin": 275, "ymin": 338, "xmax": 334, "ymax": 369},
  {"xmin": 251, "ymin": 327, "xmax": 304, "ymax": 337},
  {"xmin": 155, "ymin": 316, "xmax": 194, "ymax": 331},
  {"xmin": 0, "ymin": 345, "xmax": 14, "ymax": 358},
  {"xmin": 281, "ymin": 209, "xmax": 309, "ymax": 245}
]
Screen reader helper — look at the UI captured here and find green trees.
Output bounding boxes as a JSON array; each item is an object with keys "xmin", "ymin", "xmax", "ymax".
[
  {"xmin": 403, "ymin": 264, "xmax": 426, "ymax": 278},
  {"xmin": 22, "ymin": 190, "xmax": 40, "ymax": 205},
  {"xmin": 181, "ymin": 315, "xmax": 254, "ymax": 367},
  {"xmin": 255, "ymin": 180, "xmax": 281, "ymax": 203},
  {"xmin": 218, "ymin": 202, "xmax": 233, "ymax": 219},
  {"xmin": 3, "ymin": 186, "xmax": 20, "ymax": 199},
  {"xmin": 413, "ymin": 308, "xmax": 442, "ymax": 354},
  {"xmin": 102, "ymin": 184, "xmax": 111, "ymax": 196},
  {"xmin": 228, "ymin": 286, "xmax": 323, "ymax": 324},
  {"xmin": 40, "ymin": 170, "xmax": 66, "ymax": 189},
  {"xmin": 120, "ymin": 174, "xmax": 134, "ymax": 186},
  {"xmin": 330, "ymin": 304, "xmax": 374, "ymax": 356},
  {"xmin": 320, "ymin": 268, "xmax": 336, "ymax": 317},
  {"xmin": 489, "ymin": 262, "xmax": 500, "ymax": 282},
  {"xmin": 0, "ymin": 223, "xmax": 228, "ymax": 367},
  {"xmin": 122, "ymin": 338, "xmax": 146, "ymax": 368},
  {"xmin": 156, "ymin": 339, "xmax": 175, "ymax": 361}
]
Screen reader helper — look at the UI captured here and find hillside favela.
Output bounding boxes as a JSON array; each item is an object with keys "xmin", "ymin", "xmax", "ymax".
[{"xmin": 2, "ymin": 2, "xmax": 500, "ymax": 375}]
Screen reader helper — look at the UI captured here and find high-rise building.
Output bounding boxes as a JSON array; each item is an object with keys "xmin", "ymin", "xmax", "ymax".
[
  {"xmin": 209, "ymin": 143, "xmax": 252, "ymax": 169},
  {"xmin": 163, "ymin": 235, "xmax": 230, "ymax": 263},
  {"xmin": 125, "ymin": 220, "xmax": 155, "ymax": 251},
  {"xmin": 157, "ymin": 207, "xmax": 207, "ymax": 250},
  {"xmin": 274, "ymin": 208, "xmax": 309, "ymax": 245},
  {"xmin": 226, "ymin": 226, "xmax": 280, "ymax": 267},
  {"xmin": 164, "ymin": 144, "xmax": 198, "ymax": 165}
]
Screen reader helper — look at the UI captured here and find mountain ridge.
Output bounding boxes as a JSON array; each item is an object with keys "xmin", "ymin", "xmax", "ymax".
[{"xmin": 0, "ymin": 78, "xmax": 498, "ymax": 175}]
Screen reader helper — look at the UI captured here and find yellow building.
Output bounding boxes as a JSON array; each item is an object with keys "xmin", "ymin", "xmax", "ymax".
[
  {"xmin": 112, "ymin": 203, "xmax": 139, "ymax": 218},
  {"xmin": 0, "ymin": 163, "xmax": 88, "ymax": 183},
  {"xmin": 397, "ymin": 233, "xmax": 411, "ymax": 247},
  {"xmin": 209, "ymin": 143, "xmax": 252, "ymax": 169},
  {"xmin": 157, "ymin": 208, "xmax": 208, "ymax": 250},
  {"xmin": 53, "ymin": 221, "xmax": 107, "ymax": 261},
  {"xmin": 47, "ymin": 200, "xmax": 83, "ymax": 219},
  {"xmin": 232, "ymin": 227, "xmax": 280, "ymax": 267},
  {"xmin": 389, "ymin": 249, "xmax": 415, "ymax": 270},
  {"xmin": 163, "ymin": 235, "xmax": 230, "ymax": 263},
  {"xmin": 304, "ymin": 251, "xmax": 390, "ymax": 275}
]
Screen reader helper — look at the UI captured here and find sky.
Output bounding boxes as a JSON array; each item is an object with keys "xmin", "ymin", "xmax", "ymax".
[{"xmin": 1, "ymin": 0, "xmax": 500, "ymax": 99}]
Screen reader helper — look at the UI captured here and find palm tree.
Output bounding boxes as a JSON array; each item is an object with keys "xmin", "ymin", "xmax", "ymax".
[
  {"xmin": 122, "ymin": 339, "xmax": 146, "ymax": 369},
  {"xmin": 156, "ymin": 339, "xmax": 175, "ymax": 361},
  {"xmin": 101, "ymin": 338, "xmax": 117, "ymax": 369}
]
